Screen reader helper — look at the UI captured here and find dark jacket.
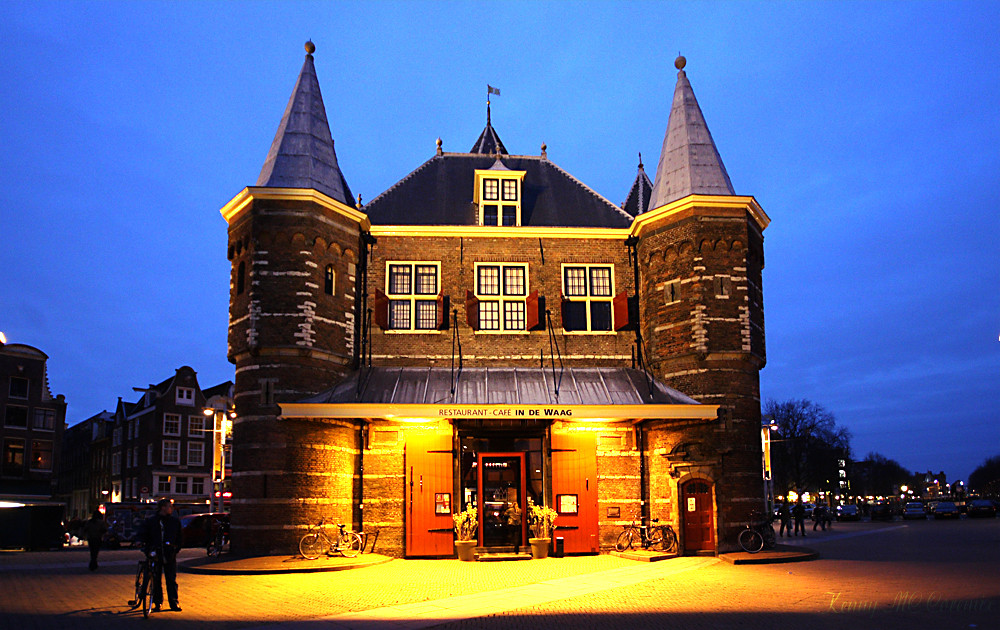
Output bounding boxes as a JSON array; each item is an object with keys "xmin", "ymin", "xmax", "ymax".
[
  {"xmin": 140, "ymin": 513, "xmax": 183, "ymax": 555},
  {"xmin": 83, "ymin": 516, "xmax": 108, "ymax": 542}
]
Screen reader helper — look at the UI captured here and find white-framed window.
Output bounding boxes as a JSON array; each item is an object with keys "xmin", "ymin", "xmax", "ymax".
[
  {"xmin": 3, "ymin": 406, "xmax": 28, "ymax": 428},
  {"xmin": 192, "ymin": 477, "xmax": 205, "ymax": 496},
  {"xmin": 175, "ymin": 476, "xmax": 188, "ymax": 494},
  {"xmin": 475, "ymin": 263, "xmax": 528, "ymax": 331},
  {"xmin": 188, "ymin": 442, "xmax": 204, "ymax": 467},
  {"xmin": 126, "ymin": 448, "xmax": 133, "ymax": 469},
  {"xmin": 112, "ymin": 426, "xmax": 121, "ymax": 446},
  {"xmin": 163, "ymin": 413, "xmax": 181, "ymax": 436},
  {"xmin": 3, "ymin": 439, "xmax": 25, "ymax": 476},
  {"xmin": 8, "ymin": 377, "xmax": 29, "ymax": 399},
  {"xmin": 162, "ymin": 440, "xmax": 180, "ymax": 465},
  {"xmin": 561, "ymin": 264, "xmax": 614, "ymax": 332},
  {"xmin": 112, "ymin": 452, "xmax": 121, "ymax": 475},
  {"xmin": 188, "ymin": 415, "xmax": 206, "ymax": 438},
  {"xmin": 476, "ymin": 169, "xmax": 525, "ymax": 226},
  {"xmin": 147, "ymin": 444, "xmax": 153, "ymax": 465},
  {"xmin": 176, "ymin": 387, "xmax": 195, "ymax": 406},
  {"xmin": 156, "ymin": 475, "xmax": 171, "ymax": 494},
  {"xmin": 125, "ymin": 478, "xmax": 132, "ymax": 499},
  {"xmin": 32, "ymin": 408, "xmax": 55, "ymax": 431},
  {"xmin": 133, "ymin": 446, "xmax": 138, "ymax": 469},
  {"xmin": 385, "ymin": 262, "xmax": 441, "ymax": 331}
]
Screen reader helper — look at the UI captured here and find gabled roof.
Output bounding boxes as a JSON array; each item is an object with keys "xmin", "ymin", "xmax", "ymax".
[
  {"xmin": 648, "ymin": 56, "xmax": 735, "ymax": 210},
  {"xmin": 622, "ymin": 155, "xmax": 654, "ymax": 216},
  {"xmin": 299, "ymin": 367, "xmax": 701, "ymax": 406},
  {"xmin": 469, "ymin": 103, "xmax": 508, "ymax": 155},
  {"xmin": 256, "ymin": 42, "xmax": 355, "ymax": 207},
  {"xmin": 364, "ymin": 153, "xmax": 633, "ymax": 228}
]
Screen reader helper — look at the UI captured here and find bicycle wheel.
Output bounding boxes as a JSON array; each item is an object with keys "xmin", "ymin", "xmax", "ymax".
[
  {"xmin": 647, "ymin": 526, "xmax": 664, "ymax": 548},
  {"xmin": 738, "ymin": 529, "xmax": 764, "ymax": 553},
  {"xmin": 128, "ymin": 560, "xmax": 144, "ymax": 608},
  {"xmin": 615, "ymin": 528, "xmax": 638, "ymax": 552},
  {"xmin": 661, "ymin": 527, "xmax": 678, "ymax": 554},
  {"xmin": 339, "ymin": 532, "xmax": 363, "ymax": 558},
  {"xmin": 142, "ymin": 562, "xmax": 157, "ymax": 618},
  {"xmin": 299, "ymin": 532, "xmax": 325, "ymax": 560}
]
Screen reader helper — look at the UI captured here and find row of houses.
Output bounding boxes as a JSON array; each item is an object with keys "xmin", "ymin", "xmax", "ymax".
[{"xmin": 1, "ymin": 339, "xmax": 232, "ymax": 522}]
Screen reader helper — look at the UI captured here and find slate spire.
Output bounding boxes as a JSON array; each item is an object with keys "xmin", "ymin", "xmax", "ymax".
[
  {"xmin": 622, "ymin": 153, "xmax": 654, "ymax": 216},
  {"xmin": 647, "ymin": 56, "xmax": 734, "ymax": 211},
  {"xmin": 256, "ymin": 41, "xmax": 355, "ymax": 207},
  {"xmin": 470, "ymin": 101, "xmax": 508, "ymax": 155}
]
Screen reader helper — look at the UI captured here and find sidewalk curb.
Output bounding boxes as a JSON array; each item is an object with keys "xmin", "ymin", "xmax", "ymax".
[
  {"xmin": 179, "ymin": 554, "xmax": 395, "ymax": 575},
  {"xmin": 720, "ymin": 546, "xmax": 819, "ymax": 565}
]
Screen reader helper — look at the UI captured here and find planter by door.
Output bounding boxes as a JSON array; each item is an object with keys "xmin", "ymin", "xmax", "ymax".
[
  {"xmin": 529, "ymin": 538, "xmax": 550, "ymax": 559},
  {"xmin": 455, "ymin": 540, "xmax": 477, "ymax": 561}
]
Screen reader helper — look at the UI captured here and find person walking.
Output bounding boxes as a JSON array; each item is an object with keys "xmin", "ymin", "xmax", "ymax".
[
  {"xmin": 777, "ymin": 499, "xmax": 792, "ymax": 537},
  {"xmin": 792, "ymin": 498, "xmax": 807, "ymax": 537},
  {"xmin": 142, "ymin": 498, "xmax": 183, "ymax": 612},
  {"xmin": 812, "ymin": 504, "xmax": 826, "ymax": 531},
  {"xmin": 83, "ymin": 510, "xmax": 109, "ymax": 571}
]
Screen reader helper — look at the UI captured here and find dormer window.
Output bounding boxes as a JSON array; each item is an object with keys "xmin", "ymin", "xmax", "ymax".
[{"xmin": 476, "ymin": 166, "xmax": 525, "ymax": 227}]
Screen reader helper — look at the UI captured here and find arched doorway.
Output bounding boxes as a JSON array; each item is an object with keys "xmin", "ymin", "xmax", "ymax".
[{"xmin": 681, "ymin": 479, "xmax": 714, "ymax": 552}]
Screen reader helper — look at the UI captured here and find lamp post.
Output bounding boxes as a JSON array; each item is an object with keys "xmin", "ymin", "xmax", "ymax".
[
  {"xmin": 761, "ymin": 420, "xmax": 778, "ymax": 515},
  {"xmin": 202, "ymin": 406, "xmax": 234, "ymax": 513}
]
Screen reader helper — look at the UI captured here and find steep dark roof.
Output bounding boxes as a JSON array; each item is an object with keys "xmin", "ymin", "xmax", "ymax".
[
  {"xmin": 648, "ymin": 57, "xmax": 735, "ymax": 210},
  {"xmin": 469, "ymin": 103, "xmax": 508, "ymax": 155},
  {"xmin": 300, "ymin": 367, "xmax": 700, "ymax": 406},
  {"xmin": 622, "ymin": 156, "xmax": 654, "ymax": 216},
  {"xmin": 256, "ymin": 44, "xmax": 355, "ymax": 207},
  {"xmin": 364, "ymin": 153, "xmax": 633, "ymax": 228}
]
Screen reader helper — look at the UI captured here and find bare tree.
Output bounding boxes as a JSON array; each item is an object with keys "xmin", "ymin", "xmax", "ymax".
[{"xmin": 763, "ymin": 399, "xmax": 851, "ymax": 496}]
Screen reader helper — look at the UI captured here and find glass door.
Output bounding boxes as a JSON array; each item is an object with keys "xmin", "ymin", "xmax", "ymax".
[{"xmin": 477, "ymin": 453, "xmax": 526, "ymax": 548}]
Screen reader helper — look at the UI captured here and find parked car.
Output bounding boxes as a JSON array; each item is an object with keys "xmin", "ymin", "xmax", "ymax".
[
  {"xmin": 902, "ymin": 502, "xmax": 927, "ymax": 520},
  {"xmin": 836, "ymin": 504, "xmax": 860, "ymax": 521},
  {"xmin": 180, "ymin": 512, "xmax": 230, "ymax": 548},
  {"xmin": 966, "ymin": 499, "xmax": 998, "ymax": 518},
  {"xmin": 871, "ymin": 502, "xmax": 894, "ymax": 520},
  {"xmin": 932, "ymin": 501, "xmax": 960, "ymax": 519}
]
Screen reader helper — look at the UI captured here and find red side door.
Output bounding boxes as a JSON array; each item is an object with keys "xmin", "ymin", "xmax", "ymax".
[
  {"xmin": 551, "ymin": 432, "xmax": 598, "ymax": 553},
  {"xmin": 681, "ymin": 479, "xmax": 714, "ymax": 552},
  {"xmin": 405, "ymin": 432, "xmax": 454, "ymax": 557}
]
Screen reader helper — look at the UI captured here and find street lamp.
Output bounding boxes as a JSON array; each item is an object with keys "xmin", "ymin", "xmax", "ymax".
[
  {"xmin": 203, "ymin": 406, "xmax": 235, "ymax": 512},
  {"xmin": 761, "ymin": 420, "xmax": 778, "ymax": 515}
]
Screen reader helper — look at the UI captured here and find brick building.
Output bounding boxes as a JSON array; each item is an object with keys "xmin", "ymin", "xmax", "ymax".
[
  {"xmin": 1, "ymin": 340, "xmax": 67, "ymax": 502},
  {"xmin": 223, "ymin": 45, "xmax": 769, "ymax": 557}
]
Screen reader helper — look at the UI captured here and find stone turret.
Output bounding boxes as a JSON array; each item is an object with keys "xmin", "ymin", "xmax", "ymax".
[{"xmin": 221, "ymin": 42, "xmax": 369, "ymax": 554}]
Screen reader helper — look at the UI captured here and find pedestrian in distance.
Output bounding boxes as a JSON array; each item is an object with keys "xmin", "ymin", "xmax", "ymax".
[
  {"xmin": 792, "ymin": 498, "xmax": 807, "ymax": 536},
  {"xmin": 812, "ymin": 504, "xmax": 826, "ymax": 531},
  {"xmin": 778, "ymin": 499, "xmax": 792, "ymax": 537},
  {"xmin": 141, "ymin": 498, "xmax": 183, "ymax": 612},
  {"xmin": 84, "ymin": 510, "xmax": 108, "ymax": 571}
]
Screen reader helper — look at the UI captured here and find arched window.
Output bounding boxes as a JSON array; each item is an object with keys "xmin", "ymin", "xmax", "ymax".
[
  {"xmin": 237, "ymin": 261, "xmax": 246, "ymax": 295},
  {"xmin": 324, "ymin": 265, "xmax": 335, "ymax": 295}
]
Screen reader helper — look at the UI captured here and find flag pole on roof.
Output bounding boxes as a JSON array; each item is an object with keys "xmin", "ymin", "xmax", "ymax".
[{"xmin": 486, "ymin": 84, "xmax": 499, "ymax": 126}]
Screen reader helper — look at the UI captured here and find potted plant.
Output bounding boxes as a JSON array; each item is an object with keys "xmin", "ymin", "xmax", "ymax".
[
  {"xmin": 453, "ymin": 505, "xmax": 478, "ymax": 561},
  {"xmin": 527, "ymin": 497, "xmax": 557, "ymax": 559}
]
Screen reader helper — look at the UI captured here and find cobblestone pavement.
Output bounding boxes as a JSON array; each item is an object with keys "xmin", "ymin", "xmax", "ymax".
[{"xmin": 1, "ymin": 518, "xmax": 997, "ymax": 630}]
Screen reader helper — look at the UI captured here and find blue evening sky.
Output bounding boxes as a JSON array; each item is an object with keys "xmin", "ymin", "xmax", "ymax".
[{"xmin": 2, "ymin": 1, "xmax": 998, "ymax": 484}]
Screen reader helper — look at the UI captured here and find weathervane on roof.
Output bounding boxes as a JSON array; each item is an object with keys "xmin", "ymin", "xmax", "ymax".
[{"xmin": 487, "ymin": 84, "xmax": 500, "ymax": 124}]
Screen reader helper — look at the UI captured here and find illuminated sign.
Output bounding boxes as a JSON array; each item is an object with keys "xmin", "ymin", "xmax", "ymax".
[{"xmin": 280, "ymin": 402, "xmax": 719, "ymax": 422}]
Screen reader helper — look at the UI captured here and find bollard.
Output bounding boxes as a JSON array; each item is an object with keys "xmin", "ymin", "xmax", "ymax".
[{"xmin": 554, "ymin": 536, "xmax": 565, "ymax": 558}]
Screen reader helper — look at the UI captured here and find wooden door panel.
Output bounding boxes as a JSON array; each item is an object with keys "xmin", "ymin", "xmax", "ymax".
[
  {"xmin": 405, "ymin": 432, "xmax": 454, "ymax": 557},
  {"xmin": 551, "ymin": 432, "xmax": 598, "ymax": 553},
  {"xmin": 681, "ymin": 480, "xmax": 714, "ymax": 551}
]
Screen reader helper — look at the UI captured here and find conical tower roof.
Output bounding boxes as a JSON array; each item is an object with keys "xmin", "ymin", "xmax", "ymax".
[
  {"xmin": 470, "ymin": 103, "xmax": 508, "ymax": 155},
  {"xmin": 256, "ymin": 41, "xmax": 355, "ymax": 207},
  {"xmin": 622, "ymin": 154, "xmax": 654, "ymax": 216},
  {"xmin": 648, "ymin": 56, "xmax": 734, "ymax": 210}
]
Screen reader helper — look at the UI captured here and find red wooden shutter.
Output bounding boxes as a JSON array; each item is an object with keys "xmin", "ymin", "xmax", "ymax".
[
  {"xmin": 373, "ymin": 289, "xmax": 389, "ymax": 329},
  {"xmin": 525, "ymin": 290, "xmax": 540, "ymax": 330},
  {"xmin": 465, "ymin": 290, "xmax": 480, "ymax": 330},
  {"xmin": 613, "ymin": 291, "xmax": 631, "ymax": 331}
]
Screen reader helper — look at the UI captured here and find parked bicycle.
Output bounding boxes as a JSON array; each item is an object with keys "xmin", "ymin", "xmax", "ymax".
[
  {"xmin": 206, "ymin": 525, "xmax": 229, "ymax": 558},
  {"xmin": 615, "ymin": 512, "xmax": 678, "ymax": 553},
  {"xmin": 299, "ymin": 518, "xmax": 363, "ymax": 559},
  {"xmin": 737, "ymin": 512, "xmax": 776, "ymax": 553},
  {"xmin": 127, "ymin": 549, "xmax": 161, "ymax": 618}
]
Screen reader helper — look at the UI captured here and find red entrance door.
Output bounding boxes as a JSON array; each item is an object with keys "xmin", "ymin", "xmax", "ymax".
[
  {"xmin": 681, "ymin": 479, "xmax": 714, "ymax": 552},
  {"xmin": 551, "ymin": 432, "xmax": 598, "ymax": 553},
  {"xmin": 405, "ymin": 432, "xmax": 454, "ymax": 557}
]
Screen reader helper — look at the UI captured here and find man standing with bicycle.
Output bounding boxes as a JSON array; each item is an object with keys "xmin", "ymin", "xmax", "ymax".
[{"xmin": 141, "ymin": 498, "xmax": 183, "ymax": 612}]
